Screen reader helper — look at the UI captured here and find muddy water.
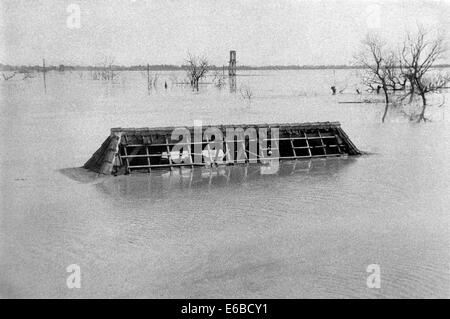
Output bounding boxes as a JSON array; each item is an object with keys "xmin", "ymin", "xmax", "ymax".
[{"xmin": 1, "ymin": 70, "xmax": 449, "ymax": 298}]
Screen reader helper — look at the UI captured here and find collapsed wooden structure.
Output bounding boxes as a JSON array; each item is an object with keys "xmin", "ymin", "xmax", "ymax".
[{"xmin": 84, "ymin": 122, "xmax": 360, "ymax": 175}]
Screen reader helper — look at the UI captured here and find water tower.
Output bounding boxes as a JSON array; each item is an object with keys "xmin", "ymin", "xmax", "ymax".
[{"xmin": 228, "ymin": 50, "xmax": 236, "ymax": 76}]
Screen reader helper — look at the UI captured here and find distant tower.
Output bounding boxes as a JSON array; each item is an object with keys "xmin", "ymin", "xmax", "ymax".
[{"xmin": 228, "ymin": 50, "xmax": 236, "ymax": 76}]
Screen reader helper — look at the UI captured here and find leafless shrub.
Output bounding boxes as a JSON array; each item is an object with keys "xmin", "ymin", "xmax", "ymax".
[
  {"xmin": 212, "ymin": 70, "xmax": 226, "ymax": 89},
  {"xmin": 91, "ymin": 57, "xmax": 119, "ymax": 81},
  {"xmin": 239, "ymin": 85, "xmax": 253, "ymax": 101},
  {"xmin": 186, "ymin": 53, "xmax": 208, "ymax": 91}
]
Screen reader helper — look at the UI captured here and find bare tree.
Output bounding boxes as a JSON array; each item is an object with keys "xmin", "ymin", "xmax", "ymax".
[
  {"xmin": 212, "ymin": 70, "xmax": 226, "ymax": 89},
  {"xmin": 400, "ymin": 28, "xmax": 449, "ymax": 122},
  {"xmin": 356, "ymin": 34, "xmax": 401, "ymax": 122},
  {"xmin": 239, "ymin": 85, "xmax": 253, "ymax": 101},
  {"xmin": 186, "ymin": 53, "xmax": 208, "ymax": 91},
  {"xmin": 92, "ymin": 57, "xmax": 119, "ymax": 81}
]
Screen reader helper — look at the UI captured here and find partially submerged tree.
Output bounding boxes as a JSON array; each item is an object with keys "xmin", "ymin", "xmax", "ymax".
[
  {"xmin": 186, "ymin": 53, "xmax": 208, "ymax": 91},
  {"xmin": 357, "ymin": 28, "xmax": 449, "ymax": 122},
  {"xmin": 239, "ymin": 85, "xmax": 253, "ymax": 101},
  {"xmin": 399, "ymin": 28, "xmax": 449, "ymax": 122},
  {"xmin": 212, "ymin": 70, "xmax": 226, "ymax": 89},
  {"xmin": 356, "ymin": 34, "xmax": 401, "ymax": 122},
  {"xmin": 92, "ymin": 57, "xmax": 119, "ymax": 81}
]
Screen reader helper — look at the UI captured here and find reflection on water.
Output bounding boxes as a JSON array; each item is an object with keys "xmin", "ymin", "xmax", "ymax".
[{"xmin": 96, "ymin": 158, "xmax": 356, "ymax": 202}]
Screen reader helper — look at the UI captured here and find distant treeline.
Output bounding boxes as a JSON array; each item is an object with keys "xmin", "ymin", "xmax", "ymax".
[{"xmin": 1, "ymin": 63, "xmax": 450, "ymax": 72}]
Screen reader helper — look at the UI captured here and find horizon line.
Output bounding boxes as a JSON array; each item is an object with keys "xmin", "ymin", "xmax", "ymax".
[{"xmin": 2, "ymin": 62, "xmax": 450, "ymax": 72}]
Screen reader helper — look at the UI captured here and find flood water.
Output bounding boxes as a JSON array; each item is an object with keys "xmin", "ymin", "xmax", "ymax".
[{"xmin": 1, "ymin": 70, "xmax": 450, "ymax": 298}]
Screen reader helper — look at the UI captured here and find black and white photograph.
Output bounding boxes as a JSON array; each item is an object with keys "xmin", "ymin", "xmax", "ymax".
[{"xmin": 1, "ymin": 0, "xmax": 450, "ymax": 302}]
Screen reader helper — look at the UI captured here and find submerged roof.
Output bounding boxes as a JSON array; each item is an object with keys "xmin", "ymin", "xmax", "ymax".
[
  {"xmin": 85, "ymin": 122, "xmax": 360, "ymax": 175},
  {"xmin": 110, "ymin": 121, "xmax": 342, "ymax": 134}
]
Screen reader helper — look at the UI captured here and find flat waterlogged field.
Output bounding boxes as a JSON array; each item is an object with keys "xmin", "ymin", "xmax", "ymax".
[{"xmin": 1, "ymin": 69, "xmax": 450, "ymax": 298}]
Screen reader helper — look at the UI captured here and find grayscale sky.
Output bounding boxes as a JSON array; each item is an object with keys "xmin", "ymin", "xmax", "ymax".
[{"xmin": 0, "ymin": 0, "xmax": 449, "ymax": 66}]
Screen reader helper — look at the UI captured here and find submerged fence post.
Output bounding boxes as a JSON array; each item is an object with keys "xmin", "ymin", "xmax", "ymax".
[
  {"xmin": 42, "ymin": 58, "xmax": 47, "ymax": 93},
  {"xmin": 147, "ymin": 63, "xmax": 150, "ymax": 91}
]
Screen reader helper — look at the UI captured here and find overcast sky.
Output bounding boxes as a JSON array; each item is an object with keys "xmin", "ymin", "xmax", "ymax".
[{"xmin": 0, "ymin": 0, "xmax": 449, "ymax": 66}]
